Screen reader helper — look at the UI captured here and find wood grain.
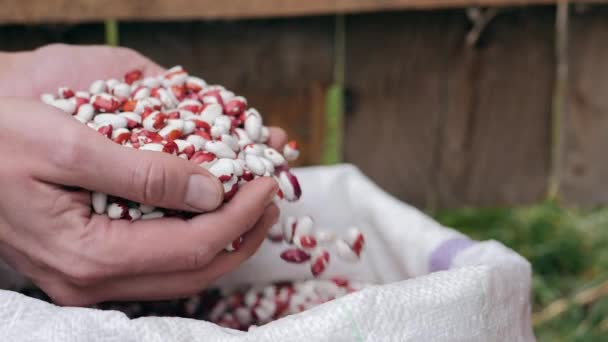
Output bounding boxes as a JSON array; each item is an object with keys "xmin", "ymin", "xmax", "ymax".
[
  {"xmin": 2, "ymin": 7, "xmax": 602, "ymax": 208},
  {"xmin": 345, "ymin": 9, "xmax": 553, "ymax": 208},
  {"xmin": 1, "ymin": 0, "xmax": 602, "ymax": 24},
  {"xmin": 436, "ymin": 7, "xmax": 554, "ymax": 207},
  {"xmin": 344, "ymin": 11, "xmax": 459, "ymax": 207},
  {"xmin": 560, "ymin": 7, "xmax": 608, "ymax": 205},
  {"xmin": 119, "ymin": 18, "xmax": 334, "ymax": 166}
]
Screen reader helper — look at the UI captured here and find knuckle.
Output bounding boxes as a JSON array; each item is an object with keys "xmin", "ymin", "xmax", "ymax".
[
  {"xmin": 62, "ymin": 260, "xmax": 106, "ymax": 287},
  {"xmin": 45, "ymin": 284, "xmax": 90, "ymax": 306},
  {"xmin": 184, "ymin": 247, "xmax": 212, "ymax": 270},
  {"xmin": 60, "ymin": 222, "xmax": 118, "ymax": 287},
  {"xmin": 50, "ymin": 128, "xmax": 87, "ymax": 172},
  {"xmin": 133, "ymin": 160, "xmax": 169, "ymax": 205}
]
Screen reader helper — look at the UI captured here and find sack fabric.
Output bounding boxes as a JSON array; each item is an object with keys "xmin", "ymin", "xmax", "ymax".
[{"xmin": 0, "ymin": 164, "xmax": 535, "ymax": 341}]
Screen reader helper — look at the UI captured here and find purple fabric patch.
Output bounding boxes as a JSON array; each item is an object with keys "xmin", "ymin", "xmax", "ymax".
[{"xmin": 429, "ymin": 237, "xmax": 475, "ymax": 272}]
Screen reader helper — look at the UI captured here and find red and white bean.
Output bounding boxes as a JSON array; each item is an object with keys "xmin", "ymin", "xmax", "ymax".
[{"xmin": 41, "ymin": 66, "xmax": 364, "ymax": 272}]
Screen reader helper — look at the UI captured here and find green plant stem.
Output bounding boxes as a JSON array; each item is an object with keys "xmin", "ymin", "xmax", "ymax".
[
  {"xmin": 322, "ymin": 15, "xmax": 346, "ymax": 165},
  {"xmin": 547, "ymin": 1, "xmax": 569, "ymax": 201},
  {"xmin": 105, "ymin": 20, "xmax": 119, "ymax": 46}
]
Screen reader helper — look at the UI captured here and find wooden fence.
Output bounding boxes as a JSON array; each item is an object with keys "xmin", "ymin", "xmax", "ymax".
[{"xmin": 2, "ymin": 3, "xmax": 607, "ymax": 209}]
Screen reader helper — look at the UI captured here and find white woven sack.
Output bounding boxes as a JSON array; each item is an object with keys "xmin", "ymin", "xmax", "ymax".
[{"xmin": 0, "ymin": 164, "xmax": 535, "ymax": 341}]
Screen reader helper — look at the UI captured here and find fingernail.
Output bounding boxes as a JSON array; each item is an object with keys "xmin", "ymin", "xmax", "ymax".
[{"xmin": 185, "ymin": 174, "xmax": 223, "ymax": 211}]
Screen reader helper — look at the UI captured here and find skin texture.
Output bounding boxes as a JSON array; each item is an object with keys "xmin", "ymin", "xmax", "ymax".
[{"xmin": 0, "ymin": 44, "xmax": 288, "ymax": 306}]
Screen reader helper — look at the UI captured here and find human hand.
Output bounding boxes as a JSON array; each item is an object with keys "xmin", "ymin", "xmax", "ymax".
[
  {"xmin": 0, "ymin": 97, "xmax": 283, "ymax": 306},
  {"xmin": 0, "ymin": 43, "xmax": 289, "ymax": 157},
  {"xmin": 0, "ymin": 43, "xmax": 289, "ymax": 143},
  {"xmin": 0, "ymin": 43, "xmax": 165, "ymax": 98}
]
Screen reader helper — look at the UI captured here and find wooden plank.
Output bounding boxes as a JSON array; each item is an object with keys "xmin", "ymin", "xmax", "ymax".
[
  {"xmin": 1, "ymin": 0, "xmax": 602, "ymax": 25},
  {"xmin": 344, "ymin": 11, "xmax": 459, "ymax": 207},
  {"xmin": 560, "ymin": 7, "xmax": 608, "ymax": 205},
  {"xmin": 119, "ymin": 18, "xmax": 333, "ymax": 166},
  {"xmin": 436, "ymin": 7, "xmax": 554, "ymax": 207},
  {"xmin": 345, "ymin": 8, "xmax": 553, "ymax": 208}
]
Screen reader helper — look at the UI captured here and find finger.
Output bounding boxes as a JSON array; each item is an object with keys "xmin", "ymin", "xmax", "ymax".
[
  {"xmin": 194, "ymin": 177, "xmax": 279, "ymax": 253},
  {"xmin": 25, "ymin": 44, "xmax": 165, "ymax": 96},
  {"xmin": 0, "ymin": 241, "xmax": 48, "ymax": 285},
  {"xmin": 191, "ymin": 204, "xmax": 279, "ymax": 282},
  {"xmin": 67, "ymin": 177, "xmax": 278, "ymax": 280},
  {"xmin": 76, "ymin": 204, "xmax": 279, "ymax": 303},
  {"xmin": 267, "ymin": 127, "xmax": 288, "ymax": 151},
  {"xmin": 41, "ymin": 120, "xmax": 223, "ymax": 213},
  {"xmin": 0, "ymin": 242, "xmax": 77, "ymax": 305}
]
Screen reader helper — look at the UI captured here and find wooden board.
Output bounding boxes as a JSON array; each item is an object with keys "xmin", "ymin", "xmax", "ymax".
[
  {"xmin": 344, "ymin": 11, "xmax": 460, "ymax": 207},
  {"xmin": 436, "ymin": 7, "xmax": 554, "ymax": 208},
  {"xmin": 119, "ymin": 18, "xmax": 334, "ymax": 166},
  {"xmin": 345, "ymin": 8, "xmax": 554, "ymax": 208},
  {"xmin": 560, "ymin": 7, "xmax": 608, "ymax": 205},
  {"xmin": 5, "ymin": 7, "xmax": 608, "ymax": 208},
  {"xmin": 1, "ymin": 0, "xmax": 601, "ymax": 25}
]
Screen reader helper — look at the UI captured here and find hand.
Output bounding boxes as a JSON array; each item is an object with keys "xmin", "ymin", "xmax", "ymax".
[
  {"xmin": 0, "ymin": 99, "xmax": 284, "ymax": 306},
  {"xmin": 0, "ymin": 44, "xmax": 288, "ymax": 305},
  {"xmin": 0, "ymin": 43, "xmax": 289, "ymax": 167},
  {"xmin": 0, "ymin": 43, "xmax": 288, "ymax": 146},
  {"xmin": 0, "ymin": 43, "xmax": 165, "ymax": 98}
]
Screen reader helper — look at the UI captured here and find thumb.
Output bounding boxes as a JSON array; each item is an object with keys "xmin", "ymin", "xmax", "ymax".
[{"xmin": 45, "ymin": 125, "xmax": 224, "ymax": 212}]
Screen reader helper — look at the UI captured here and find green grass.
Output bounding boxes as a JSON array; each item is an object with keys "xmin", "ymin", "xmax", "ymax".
[{"xmin": 432, "ymin": 202, "xmax": 608, "ymax": 341}]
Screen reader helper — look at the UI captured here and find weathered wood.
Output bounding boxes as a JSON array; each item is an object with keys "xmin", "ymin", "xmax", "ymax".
[
  {"xmin": 4, "ymin": 7, "xmax": 607, "ymax": 208},
  {"xmin": 345, "ymin": 9, "xmax": 553, "ymax": 208},
  {"xmin": 119, "ymin": 18, "xmax": 333, "ymax": 166},
  {"xmin": 560, "ymin": 7, "xmax": 608, "ymax": 205},
  {"xmin": 345, "ymin": 11, "xmax": 459, "ymax": 207},
  {"xmin": 1, "ymin": 0, "xmax": 602, "ymax": 24},
  {"xmin": 436, "ymin": 7, "xmax": 554, "ymax": 207}
]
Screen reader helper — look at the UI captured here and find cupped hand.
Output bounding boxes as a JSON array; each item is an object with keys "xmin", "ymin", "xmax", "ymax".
[
  {"xmin": 0, "ymin": 44, "xmax": 289, "ymax": 306},
  {"xmin": 0, "ymin": 98, "xmax": 284, "ymax": 305},
  {"xmin": 0, "ymin": 44, "xmax": 164, "ymax": 98},
  {"xmin": 0, "ymin": 43, "xmax": 288, "ymax": 153},
  {"xmin": 0, "ymin": 43, "xmax": 288, "ymax": 146}
]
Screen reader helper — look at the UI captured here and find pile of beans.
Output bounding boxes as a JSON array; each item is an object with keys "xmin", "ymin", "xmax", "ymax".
[
  {"xmin": 201, "ymin": 278, "xmax": 369, "ymax": 330},
  {"xmin": 33, "ymin": 67, "xmax": 371, "ymax": 327},
  {"xmin": 22, "ymin": 278, "xmax": 369, "ymax": 331},
  {"xmin": 40, "ymin": 66, "xmax": 364, "ymax": 277},
  {"xmin": 41, "ymin": 66, "xmax": 301, "ymax": 243}
]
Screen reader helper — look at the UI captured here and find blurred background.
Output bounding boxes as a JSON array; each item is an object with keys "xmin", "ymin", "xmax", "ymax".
[{"xmin": 2, "ymin": 0, "xmax": 608, "ymax": 340}]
